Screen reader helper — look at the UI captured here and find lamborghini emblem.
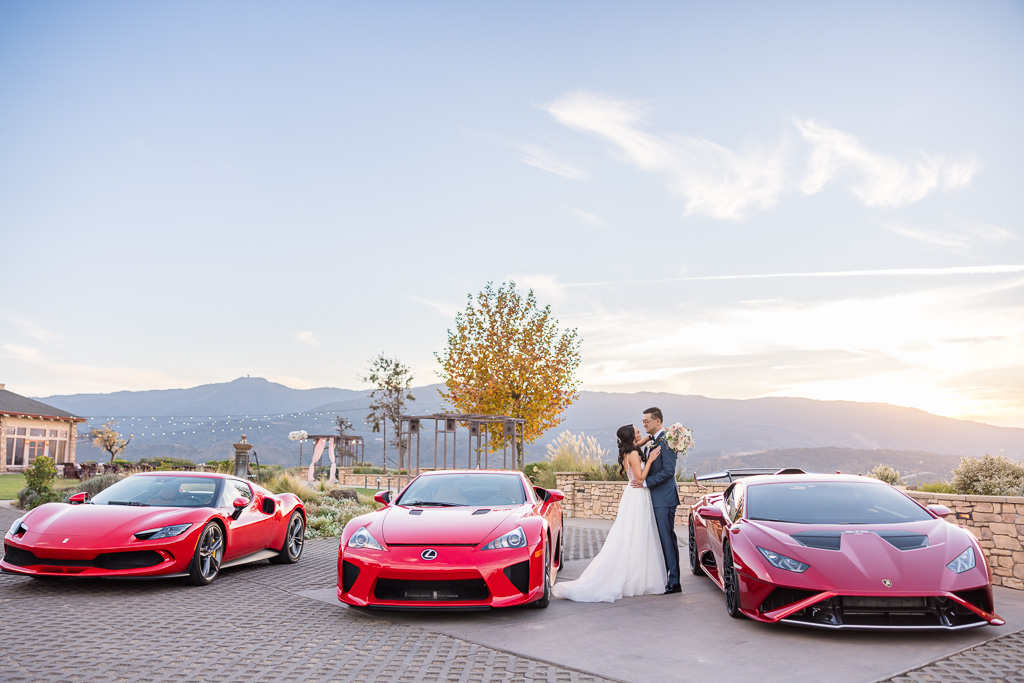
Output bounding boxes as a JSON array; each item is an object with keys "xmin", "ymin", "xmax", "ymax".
[{"xmin": 882, "ymin": 579, "xmax": 892, "ymax": 588}]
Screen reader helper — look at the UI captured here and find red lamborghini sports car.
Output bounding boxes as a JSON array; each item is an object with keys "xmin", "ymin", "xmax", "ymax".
[
  {"xmin": 688, "ymin": 470, "xmax": 1005, "ymax": 630},
  {"xmin": 2, "ymin": 472, "xmax": 305, "ymax": 585},
  {"xmin": 337, "ymin": 469, "xmax": 564, "ymax": 609}
]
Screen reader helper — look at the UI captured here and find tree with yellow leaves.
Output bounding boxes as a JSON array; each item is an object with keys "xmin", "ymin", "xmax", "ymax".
[
  {"xmin": 90, "ymin": 421, "xmax": 133, "ymax": 464},
  {"xmin": 436, "ymin": 281, "xmax": 581, "ymax": 469}
]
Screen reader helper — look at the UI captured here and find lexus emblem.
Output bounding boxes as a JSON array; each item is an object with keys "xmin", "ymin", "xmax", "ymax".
[
  {"xmin": 421, "ymin": 549, "xmax": 438, "ymax": 561},
  {"xmin": 882, "ymin": 579, "xmax": 892, "ymax": 588}
]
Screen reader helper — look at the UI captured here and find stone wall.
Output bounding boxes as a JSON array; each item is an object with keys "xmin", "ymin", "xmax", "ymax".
[
  {"xmin": 903, "ymin": 490, "xmax": 1024, "ymax": 590},
  {"xmin": 554, "ymin": 473, "xmax": 1024, "ymax": 591}
]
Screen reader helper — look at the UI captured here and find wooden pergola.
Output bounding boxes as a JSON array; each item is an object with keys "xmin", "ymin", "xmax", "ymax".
[
  {"xmin": 304, "ymin": 433, "xmax": 365, "ymax": 482},
  {"xmin": 392, "ymin": 413, "xmax": 526, "ymax": 490}
]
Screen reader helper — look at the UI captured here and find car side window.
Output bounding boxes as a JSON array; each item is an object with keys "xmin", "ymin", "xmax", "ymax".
[
  {"xmin": 731, "ymin": 485, "xmax": 745, "ymax": 523},
  {"xmin": 723, "ymin": 485, "xmax": 737, "ymax": 520},
  {"xmin": 220, "ymin": 479, "xmax": 253, "ymax": 508}
]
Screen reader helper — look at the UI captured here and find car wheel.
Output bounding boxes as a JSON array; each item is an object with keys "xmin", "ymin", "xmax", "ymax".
[
  {"xmin": 723, "ymin": 541, "xmax": 743, "ymax": 619},
  {"xmin": 185, "ymin": 522, "xmax": 224, "ymax": 586},
  {"xmin": 532, "ymin": 540, "xmax": 551, "ymax": 608},
  {"xmin": 688, "ymin": 517, "xmax": 703, "ymax": 576},
  {"xmin": 270, "ymin": 512, "xmax": 305, "ymax": 565},
  {"xmin": 557, "ymin": 530, "xmax": 564, "ymax": 572}
]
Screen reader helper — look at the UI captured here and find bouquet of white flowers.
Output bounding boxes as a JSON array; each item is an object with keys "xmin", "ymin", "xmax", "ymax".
[{"xmin": 664, "ymin": 423, "xmax": 694, "ymax": 456}]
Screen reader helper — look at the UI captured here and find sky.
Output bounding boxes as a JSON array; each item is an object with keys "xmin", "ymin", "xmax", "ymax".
[{"xmin": 1, "ymin": 1, "xmax": 1022, "ymax": 428}]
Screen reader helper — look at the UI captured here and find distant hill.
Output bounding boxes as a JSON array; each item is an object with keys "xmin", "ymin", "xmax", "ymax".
[{"xmin": 37, "ymin": 378, "xmax": 1024, "ymax": 479}]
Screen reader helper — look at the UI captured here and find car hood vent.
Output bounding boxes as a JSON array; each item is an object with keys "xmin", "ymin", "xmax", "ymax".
[
  {"xmin": 791, "ymin": 530, "xmax": 929, "ymax": 551},
  {"xmin": 472, "ymin": 509, "xmax": 491, "ymax": 515}
]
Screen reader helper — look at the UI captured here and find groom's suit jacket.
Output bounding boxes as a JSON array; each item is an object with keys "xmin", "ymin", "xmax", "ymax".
[{"xmin": 645, "ymin": 431, "xmax": 681, "ymax": 508}]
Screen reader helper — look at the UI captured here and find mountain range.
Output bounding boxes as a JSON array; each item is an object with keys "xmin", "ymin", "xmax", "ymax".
[{"xmin": 38, "ymin": 377, "xmax": 1024, "ymax": 482}]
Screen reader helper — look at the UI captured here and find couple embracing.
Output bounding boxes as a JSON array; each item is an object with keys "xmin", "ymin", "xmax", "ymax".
[{"xmin": 552, "ymin": 407, "xmax": 682, "ymax": 603}]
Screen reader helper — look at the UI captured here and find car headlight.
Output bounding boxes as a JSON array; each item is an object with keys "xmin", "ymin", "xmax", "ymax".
[
  {"xmin": 134, "ymin": 524, "xmax": 192, "ymax": 540},
  {"xmin": 946, "ymin": 547, "xmax": 976, "ymax": 574},
  {"xmin": 347, "ymin": 526, "xmax": 384, "ymax": 551},
  {"xmin": 7, "ymin": 517, "xmax": 27, "ymax": 537},
  {"xmin": 482, "ymin": 526, "xmax": 527, "ymax": 551},
  {"xmin": 758, "ymin": 546, "xmax": 810, "ymax": 573}
]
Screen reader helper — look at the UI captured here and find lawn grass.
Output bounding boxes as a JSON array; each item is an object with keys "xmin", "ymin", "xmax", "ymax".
[{"xmin": 0, "ymin": 473, "xmax": 81, "ymax": 500}]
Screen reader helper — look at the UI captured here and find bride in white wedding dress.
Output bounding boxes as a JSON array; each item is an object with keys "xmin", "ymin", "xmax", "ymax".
[{"xmin": 552, "ymin": 424, "xmax": 668, "ymax": 603}]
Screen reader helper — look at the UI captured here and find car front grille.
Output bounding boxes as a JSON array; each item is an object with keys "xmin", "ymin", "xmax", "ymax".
[
  {"xmin": 374, "ymin": 578, "xmax": 489, "ymax": 602},
  {"xmin": 3, "ymin": 546, "xmax": 163, "ymax": 571},
  {"xmin": 778, "ymin": 594, "xmax": 986, "ymax": 629}
]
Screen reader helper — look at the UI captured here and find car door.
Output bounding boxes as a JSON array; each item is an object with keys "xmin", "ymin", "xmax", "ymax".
[
  {"xmin": 222, "ymin": 479, "xmax": 276, "ymax": 558},
  {"xmin": 707, "ymin": 482, "xmax": 740, "ymax": 584}
]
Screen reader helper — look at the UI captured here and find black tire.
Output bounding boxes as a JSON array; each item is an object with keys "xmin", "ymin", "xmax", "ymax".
[
  {"xmin": 688, "ymin": 517, "xmax": 703, "ymax": 576},
  {"xmin": 185, "ymin": 522, "xmax": 224, "ymax": 586},
  {"xmin": 270, "ymin": 512, "xmax": 305, "ymax": 565},
  {"xmin": 557, "ymin": 530, "xmax": 564, "ymax": 572},
  {"xmin": 532, "ymin": 540, "xmax": 551, "ymax": 608},
  {"xmin": 723, "ymin": 541, "xmax": 743, "ymax": 619}
]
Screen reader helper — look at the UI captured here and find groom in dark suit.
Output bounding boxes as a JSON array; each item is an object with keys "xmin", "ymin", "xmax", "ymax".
[{"xmin": 642, "ymin": 407, "xmax": 682, "ymax": 593}]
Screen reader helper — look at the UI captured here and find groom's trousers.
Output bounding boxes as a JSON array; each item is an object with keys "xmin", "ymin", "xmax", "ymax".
[{"xmin": 653, "ymin": 505, "xmax": 681, "ymax": 587}]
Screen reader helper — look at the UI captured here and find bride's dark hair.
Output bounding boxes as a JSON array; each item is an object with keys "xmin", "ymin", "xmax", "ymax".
[{"xmin": 615, "ymin": 424, "xmax": 636, "ymax": 478}]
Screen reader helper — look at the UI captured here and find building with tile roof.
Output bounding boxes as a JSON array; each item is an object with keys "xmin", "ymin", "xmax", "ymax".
[{"xmin": 0, "ymin": 384, "xmax": 86, "ymax": 473}]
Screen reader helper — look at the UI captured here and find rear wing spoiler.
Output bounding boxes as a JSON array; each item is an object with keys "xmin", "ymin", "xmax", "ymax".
[{"xmin": 694, "ymin": 467, "xmax": 806, "ymax": 490}]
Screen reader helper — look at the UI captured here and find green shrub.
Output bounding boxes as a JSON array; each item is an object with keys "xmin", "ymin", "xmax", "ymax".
[
  {"xmin": 523, "ymin": 461, "xmax": 556, "ymax": 488},
  {"xmin": 264, "ymin": 472, "xmax": 323, "ymax": 503},
  {"xmin": 17, "ymin": 487, "xmax": 66, "ymax": 509},
  {"xmin": 76, "ymin": 474, "xmax": 125, "ymax": 497},
  {"xmin": 25, "ymin": 456, "xmax": 57, "ymax": 493},
  {"xmin": 918, "ymin": 480, "xmax": 957, "ymax": 494},
  {"xmin": 139, "ymin": 456, "xmax": 196, "ymax": 469},
  {"xmin": 353, "ymin": 466, "xmax": 388, "ymax": 475},
  {"xmin": 952, "ymin": 454, "xmax": 1024, "ymax": 496},
  {"xmin": 868, "ymin": 464, "xmax": 904, "ymax": 486}
]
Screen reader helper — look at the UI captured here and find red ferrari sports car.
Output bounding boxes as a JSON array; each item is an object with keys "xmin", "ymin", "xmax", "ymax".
[
  {"xmin": 2, "ymin": 471, "xmax": 305, "ymax": 585},
  {"xmin": 337, "ymin": 469, "xmax": 564, "ymax": 609},
  {"xmin": 688, "ymin": 470, "xmax": 1005, "ymax": 630}
]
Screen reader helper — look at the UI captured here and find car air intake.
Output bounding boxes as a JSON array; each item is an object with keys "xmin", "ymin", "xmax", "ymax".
[
  {"xmin": 3, "ymin": 547, "xmax": 163, "ymax": 570},
  {"xmin": 503, "ymin": 560, "xmax": 531, "ymax": 594},
  {"xmin": 341, "ymin": 561, "xmax": 361, "ymax": 592},
  {"xmin": 374, "ymin": 578, "xmax": 489, "ymax": 602}
]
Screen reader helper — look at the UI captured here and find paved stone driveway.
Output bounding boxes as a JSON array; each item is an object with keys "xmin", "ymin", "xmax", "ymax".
[
  {"xmin": 3, "ymin": 503, "xmax": 1024, "ymax": 682},
  {"xmin": 0, "ymin": 506, "xmax": 613, "ymax": 683}
]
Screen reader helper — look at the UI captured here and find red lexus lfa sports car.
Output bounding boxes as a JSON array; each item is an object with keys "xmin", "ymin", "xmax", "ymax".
[
  {"xmin": 2, "ymin": 471, "xmax": 305, "ymax": 585},
  {"xmin": 338, "ymin": 469, "xmax": 564, "ymax": 609},
  {"xmin": 688, "ymin": 470, "xmax": 1004, "ymax": 629}
]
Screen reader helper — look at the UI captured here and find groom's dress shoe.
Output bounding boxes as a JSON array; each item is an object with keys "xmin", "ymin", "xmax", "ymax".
[{"xmin": 664, "ymin": 584, "xmax": 682, "ymax": 594}]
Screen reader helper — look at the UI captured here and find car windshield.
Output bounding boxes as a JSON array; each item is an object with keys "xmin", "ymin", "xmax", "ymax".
[
  {"xmin": 397, "ymin": 473, "xmax": 526, "ymax": 507},
  {"xmin": 90, "ymin": 475, "xmax": 222, "ymax": 508},
  {"xmin": 746, "ymin": 481, "xmax": 933, "ymax": 525}
]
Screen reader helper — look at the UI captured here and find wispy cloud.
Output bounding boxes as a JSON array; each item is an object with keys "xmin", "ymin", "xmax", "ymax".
[
  {"xmin": 560, "ymin": 264, "xmax": 1024, "ymax": 288},
  {"xmin": 568, "ymin": 208, "xmax": 604, "ymax": 227},
  {"xmin": 541, "ymin": 90, "xmax": 790, "ymax": 220},
  {"xmin": 519, "ymin": 144, "xmax": 589, "ymax": 180},
  {"xmin": 880, "ymin": 222, "xmax": 970, "ymax": 249},
  {"xmin": 796, "ymin": 119, "xmax": 979, "ymax": 207},
  {"xmin": 3, "ymin": 344, "xmax": 42, "ymax": 362},
  {"xmin": 294, "ymin": 331, "xmax": 321, "ymax": 347},
  {"xmin": 539, "ymin": 91, "xmax": 978, "ymax": 218},
  {"xmin": 575, "ymin": 276, "xmax": 1024, "ymax": 425},
  {"xmin": 961, "ymin": 221, "xmax": 1017, "ymax": 245},
  {"xmin": 7, "ymin": 317, "xmax": 58, "ymax": 343}
]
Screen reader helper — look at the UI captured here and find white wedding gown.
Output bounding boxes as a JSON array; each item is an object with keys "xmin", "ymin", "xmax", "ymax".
[{"xmin": 552, "ymin": 461, "xmax": 667, "ymax": 602}]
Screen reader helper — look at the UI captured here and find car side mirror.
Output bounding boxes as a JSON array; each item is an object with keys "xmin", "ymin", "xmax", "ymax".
[
  {"xmin": 231, "ymin": 497, "xmax": 248, "ymax": 520},
  {"xmin": 540, "ymin": 488, "xmax": 564, "ymax": 506},
  {"xmin": 927, "ymin": 504, "xmax": 952, "ymax": 519},
  {"xmin": 69, "ymin": 492, "xmax": 89, "ymax": 505},
  {"xmin": 698, "ymin": 506, "xmax": 725, "ymax": 521},
  {"xmin": 374, "ymin": 490, "xmax": 392, "ymax": 505}
]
